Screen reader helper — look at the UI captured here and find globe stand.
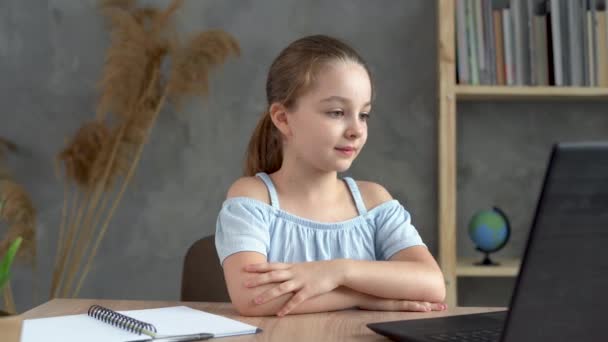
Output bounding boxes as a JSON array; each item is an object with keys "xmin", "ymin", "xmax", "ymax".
[{"xmin": 475, "ymin": 251, "xmax": 500, "ymax": 266}]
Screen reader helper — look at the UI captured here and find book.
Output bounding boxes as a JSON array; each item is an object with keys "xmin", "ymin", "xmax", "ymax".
[
  {"xmin": 503, "ymin": 8, "xmax": 515, "ymax": 85},
  {"xmin": 467, "ymin": 0, "xmax": 480, "ymax": 84},
  {"xmin": 493, "ymin": 9, "xmax": 506, "ymax": 85},
  {"xmin": 568, "ymin": 0, "xmax": 584, "ymax": 86},
  {"xmin": 456, "ymin": 0, "xmax": 470, "ymax": 84},
  {"xmin": 475, "ymin": 0, "xmax": 488, "ymax": 84},
  {"xmin": 483, "ymin": 0, "xmax": 497, "ymax": 85},
  {"xmin": 20, "ymin": 305, "xmax": 261, "ymax": 342},
  {"xmin": 593, "ymin": 3, "xmax": 608, "ymax": 87},
  {"xmin": 549, "ymin": 0, "xmax": 564, "ymax": 85},
  {"xmin": 510, "ymin": 0, "xmax": 526, "ymax": 85},
  {"xmin": 533, "ymin": 14, "xmax": 549, "ymax": 85}
]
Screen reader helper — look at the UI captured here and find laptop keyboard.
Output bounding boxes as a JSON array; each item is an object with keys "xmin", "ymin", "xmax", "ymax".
[{"xmin": 426, "ymin": 327, "xmax": 502, "ymax": 342}]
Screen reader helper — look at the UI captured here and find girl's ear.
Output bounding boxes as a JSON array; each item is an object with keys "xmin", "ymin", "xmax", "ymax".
[{"xmin": 269, "ymin": 102, "xmax": 292, "ymax": 138}]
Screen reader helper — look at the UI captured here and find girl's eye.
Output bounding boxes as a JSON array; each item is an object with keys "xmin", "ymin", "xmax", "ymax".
[
  {"xmin": 359, "ymin": 113, "xmax": 370, "ymax": 121},
  {"xmin": 327, "ymin": 110, "xmax": 344, "ymax": 118}
]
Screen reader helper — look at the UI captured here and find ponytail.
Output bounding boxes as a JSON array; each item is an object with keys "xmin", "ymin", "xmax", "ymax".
[{"xmin": 244, "ymin": 111, "xmax": 282, "ymax": 176}]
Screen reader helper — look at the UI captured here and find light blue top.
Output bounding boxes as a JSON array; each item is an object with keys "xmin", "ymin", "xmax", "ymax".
[{"xmin": 215, "ymin": 172, "xmax": 425, "ymax": 265}]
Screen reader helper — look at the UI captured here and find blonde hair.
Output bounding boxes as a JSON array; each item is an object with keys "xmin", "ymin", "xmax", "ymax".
[{"xmin": 244, "ymin": 35, "xmax": 373, "ymax": 176}]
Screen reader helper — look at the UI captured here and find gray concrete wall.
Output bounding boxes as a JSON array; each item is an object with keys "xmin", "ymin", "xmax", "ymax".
[{"xmin": 1, "ymin": 0, "xmax": 606, "ymax": 312}]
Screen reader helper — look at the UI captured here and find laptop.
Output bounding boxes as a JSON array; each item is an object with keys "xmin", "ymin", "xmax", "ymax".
[{"xmin": 367, "ymin": 142, "xmax": 608, "ymax": 342}]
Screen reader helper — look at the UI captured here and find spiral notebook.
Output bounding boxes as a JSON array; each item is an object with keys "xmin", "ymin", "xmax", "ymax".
[{"xmin": 20, "ymin": 305, "xmax": 260, "ymax": 342}]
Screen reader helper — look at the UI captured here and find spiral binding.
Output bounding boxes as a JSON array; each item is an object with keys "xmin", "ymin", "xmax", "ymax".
[{"xmin": 87, "ymin": 305, "xmax": 158, "ymax": 336}]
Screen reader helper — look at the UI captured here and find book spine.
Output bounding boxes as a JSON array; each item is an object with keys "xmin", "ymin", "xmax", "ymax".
[
  {"xmin": 483, "ymin": 0, "xmax": 497, "ymax": 84},
  {"xmin": 528, "ymin": 0, "xmax": 537, "ymax": 85},
  {"xmin": 494, "ymin": 9, "xmax": 506, "ymax": 85},
  {"xmin": 545, "ymin": 1, "xmax": 556, "ymax": 85},
  {"xmin": 467, "ymin": 0, "xmax": 480, "ymax": 84},
  {"xmin": 590, "ymin": 0, "xmax": 598, "ymax": 86},
  {"xmin": 582, "ymin": 0, "xmax": 590, "ymax": 86},
  {"xmin": 568, "ymin": 0, "xmax": 584, "ymax": 86},
  {"xmin": 562, "ymin": 0, "xmax": 571, "ymax": 85},
  {"xmin": 597, "ymin": 6, "xmax": 608, "ymax": 86},
  {"xmin": 535, "ymin": 14, "xmax": 550, "ymax": 85},
  {"xmin": 475, "ymin": 0, "xmax": 488, "ymax": 84},
  {"xmin": 503, "ymin": 8, "xmax": 515, "ymax": 85},
  {"xmin": 550, "ymin": 0, "xmax": 563, "ymax": 85},
  {"xmin": 457, "ymin": 0, "xmax": 470, "ymax": 84}
]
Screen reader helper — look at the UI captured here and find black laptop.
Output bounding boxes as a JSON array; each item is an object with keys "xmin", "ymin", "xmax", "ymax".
[{"xmin": 368, "ymin": 142, "xmax": 608, "ymax": 342}]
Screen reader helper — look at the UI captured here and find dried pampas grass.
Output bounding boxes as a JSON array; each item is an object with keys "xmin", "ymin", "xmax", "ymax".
[
  {"xmin": 0, "ymin": 181, "xmax": 36, "ymax": 229},
  {"xmin": 168, "ymin": 30, "xmax": 240, "ymax": 106},
  {"xmin": 0, "ymin": 137, "xmax": 37, "ymax": 313},
  {"xmin": 52, "ymin": 0, "xmax": 239, "ymax": 299},
  {"xmin": 96, "ymin": 8, "xmax": 151, "ymax": 121},
  {"xmin": 57, "ymin": 121, "xmax": 113, "ymax": 189}
]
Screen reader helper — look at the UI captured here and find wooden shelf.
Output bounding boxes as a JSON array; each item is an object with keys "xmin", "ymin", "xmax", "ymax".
[
  {"xmin": 456, "ymin": 85, "xmax": 608, "ymax": 101},
  {"xmin": 456, "ymin": 258, "xmax": 521, "ymax": 277}
]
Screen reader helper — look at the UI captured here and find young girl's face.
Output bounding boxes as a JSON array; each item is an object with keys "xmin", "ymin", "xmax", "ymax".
[{"xmin": 285, "ymin": 61, "xmax": 372, "ymax": 173}]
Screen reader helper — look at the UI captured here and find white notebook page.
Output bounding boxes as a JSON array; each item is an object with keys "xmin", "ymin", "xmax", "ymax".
[{"xmin": 21, "ymin": 306, "xmax": 259, "ymax": 342}]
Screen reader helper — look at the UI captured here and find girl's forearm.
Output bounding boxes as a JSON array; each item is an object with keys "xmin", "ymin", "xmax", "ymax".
[
  {"xmin": 235, "ymin": 286, "xmax": 365, "ymax": 317},
  {"xmin": 289, "ymin": 286, "xmax": 368, "ymax": 314},
  {"xmin": 340, "ymin": 259, "xmax": 446, "ymax": 303}
]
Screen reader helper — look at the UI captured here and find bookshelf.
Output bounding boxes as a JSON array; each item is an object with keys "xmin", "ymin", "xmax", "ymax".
[
  {"xmin": 456, "ymin": 85, "xmax": 608, "ymax": 100},
  {"xmin": 436, "ymin": 0, "xmax": 608, "ymax": 307},
  {"xmin": 457, "ymin": 258, "xmax": 520, "ymax": 277}
]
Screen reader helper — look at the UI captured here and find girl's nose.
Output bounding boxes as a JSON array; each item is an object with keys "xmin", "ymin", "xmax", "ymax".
[{"xmin": 346, "ymin": 119, "xmax": 364, "ymax": 139}]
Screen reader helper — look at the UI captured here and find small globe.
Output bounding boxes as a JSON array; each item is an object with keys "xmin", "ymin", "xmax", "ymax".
[{"xmin": 467, "ymin": 207, "xmax": 510, "ymax": 265}]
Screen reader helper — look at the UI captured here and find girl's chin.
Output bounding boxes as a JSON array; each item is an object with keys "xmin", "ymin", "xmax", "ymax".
[{"xmin": 333, "ymin": 161, "xmax": 354, "ymax": 173}]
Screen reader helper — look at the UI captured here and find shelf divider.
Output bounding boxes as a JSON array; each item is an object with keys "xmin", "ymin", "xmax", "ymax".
[{"xmin": 456, "ymin": 85, "xmax": 608, "ymax": 101}]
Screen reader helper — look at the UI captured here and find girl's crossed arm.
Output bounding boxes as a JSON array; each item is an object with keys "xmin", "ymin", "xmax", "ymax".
[
  {"xmin": 243, "ymin": 246, "xmax": 445, "ymax": 316},
  {"xmin": 224, "ymin": 251, "xmax": 445, "ymax": 317}
]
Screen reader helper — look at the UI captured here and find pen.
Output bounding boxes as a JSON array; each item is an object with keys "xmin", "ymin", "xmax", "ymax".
[{"xmin": 126, "ymin": 333, "xmax": 214, "ymax": 342}]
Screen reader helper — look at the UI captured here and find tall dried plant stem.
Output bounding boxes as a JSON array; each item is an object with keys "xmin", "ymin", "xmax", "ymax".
[
  {"xmin": 60, "ymin": 123, "xmax": 128, "ymax": 298},
  {"xmin": 73, "ymin": 91, "xmax": 167, "ymax": 298},
  {"xmin": 3, "ymin": 281, "xmax": 16, "ymax": 314},
  {"xmin": 56, "ymin": 190, "xmax": 91, "ymax": 298},
  {"xmin": 50, "ymin": 180, "xmax": 70, "ymax": 296},
  {"xmin": 61, "ymin": 186, "xmax": 113, "ymax": 297},
  {"xmin": 50, "ymin": 188, "xmax": 88, "ymax": 297},
  {"xmin": 64, "ymin": 61, "xmax": 162, "ymax": 297}
]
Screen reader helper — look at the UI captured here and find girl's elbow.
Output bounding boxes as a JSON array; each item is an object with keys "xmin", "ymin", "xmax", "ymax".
[
  {"xmin": 234, "ymin": 301, "xmax": 264, "ymax": 316},
  {"xmin": 430, "ymin": 272, "xmax": 447, "ymax": 303},
  {"xmin": 226, "ymin": 285, "xmax": 276, "ymax": 316},
  {"xmin": 232, "ymin": 298, "xmax": 277, "ymax": 317},
  {"xmin": 432, "ymin": 283, "xmax": 447, "ymax": 303}
]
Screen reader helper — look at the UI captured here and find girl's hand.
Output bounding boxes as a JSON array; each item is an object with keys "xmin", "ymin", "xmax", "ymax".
[
  {"xmin": 358, "ymin": 296, "xmax": 447, "ymax": 312},
  {"xmin": 243, "ymin": 260, "xmax": 345, "ymax": 316}
]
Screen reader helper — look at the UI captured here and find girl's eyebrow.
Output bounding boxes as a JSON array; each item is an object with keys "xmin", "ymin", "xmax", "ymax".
[{"xmin": 319, "ymin": 95, "xmax": 371, "ymax": 107}]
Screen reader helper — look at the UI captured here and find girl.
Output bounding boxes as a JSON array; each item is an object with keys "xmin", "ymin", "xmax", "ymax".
[{"xmin": 215, "ymin": 35, "xmax": 446, "ymax": 317}]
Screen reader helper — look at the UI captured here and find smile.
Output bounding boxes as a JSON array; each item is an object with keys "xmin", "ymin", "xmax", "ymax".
[{"xmin": 335, "ymin": 147, "xmax": 356, "ymax": 156}]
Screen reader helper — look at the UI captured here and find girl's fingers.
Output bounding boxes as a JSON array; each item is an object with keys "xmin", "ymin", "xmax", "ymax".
[
  {"xmin": 277, "ymin": 290, "xmax": 310, "ymax": 316},
  {"xmin": 359, "ymin": 299, "xmax": 447, "ymax": 312},
  {"xmin": 431, "ymin": 302, "xmax": 448, "ymax": 311},
  {"xmin": 252, "ymin": 280, "xmax": 298, "ymax": 305},
  {"xmin": 402, "ymin": 301, "xmax": 430, "ymax": 312},
  {"xmin": 401, "ymin": 301, "xmax": 446, "ymax": 312},
  {"xmin": 245, "ymin": 270, "xmax": 292, "ymax": 287}
]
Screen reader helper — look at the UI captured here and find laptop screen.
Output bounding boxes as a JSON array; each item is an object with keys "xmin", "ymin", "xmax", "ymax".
[{"xmin": 502, "ymin": 143, "xmax": 608, "ymax": 342}]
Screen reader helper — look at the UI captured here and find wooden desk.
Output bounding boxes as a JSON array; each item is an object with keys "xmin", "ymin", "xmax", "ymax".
[{"xmin": 2, "ymin": 299, "xmax": 503, "ymax": 341}]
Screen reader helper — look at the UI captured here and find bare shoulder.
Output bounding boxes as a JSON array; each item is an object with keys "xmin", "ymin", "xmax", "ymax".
[
  {"xmin": 356, "ymin": 181, "xmax": 393, "ymax": 210},
  {"xmin": 226, "ymin": 176, "xmax": 270, "ymax": 203}
]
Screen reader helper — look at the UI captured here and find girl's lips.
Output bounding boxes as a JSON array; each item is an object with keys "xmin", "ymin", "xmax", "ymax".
[{"xmin": 335, "ymin": 147, "xmax": 356, "ymax": 156}]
